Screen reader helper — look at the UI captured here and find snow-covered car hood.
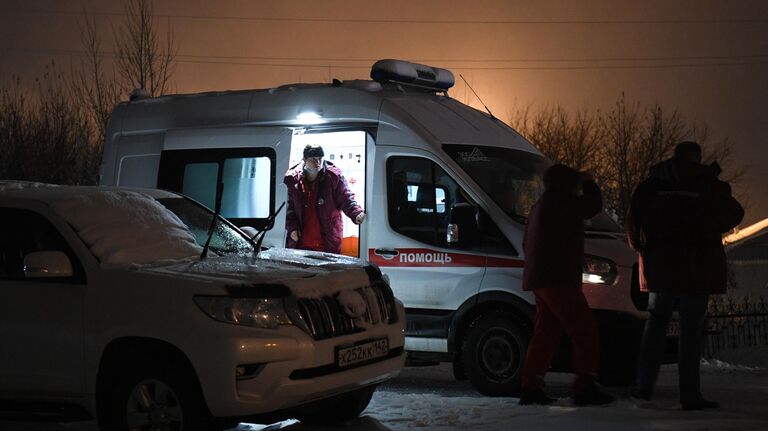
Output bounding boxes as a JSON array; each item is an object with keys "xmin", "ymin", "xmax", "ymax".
[{"xmin": 136, "ymin": 248, "xmax": 376, "ymax": 299}]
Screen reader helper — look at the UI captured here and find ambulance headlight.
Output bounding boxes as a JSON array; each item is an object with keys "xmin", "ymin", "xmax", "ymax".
[{"xmin": 582, "ymin": 255, "xmax": 617, "ymax": 285}]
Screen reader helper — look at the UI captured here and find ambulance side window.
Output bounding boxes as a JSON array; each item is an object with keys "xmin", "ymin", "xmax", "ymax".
[
  {"xmin": 158, "ymin": 148, "xmax": 276, "ymax": 230},
  {"xmin": 387, "ymin": 156, "xmax": 481, "ymax": 251}
]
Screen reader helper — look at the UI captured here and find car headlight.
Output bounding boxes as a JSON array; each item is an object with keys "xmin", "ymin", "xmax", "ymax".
[
  {"xmin": 194, "ymin": 296, "xmax": 292, "ymax": 328},
  {"xmin": 582, "ymin": 255, "xmax": 618, "ymax": 285}
]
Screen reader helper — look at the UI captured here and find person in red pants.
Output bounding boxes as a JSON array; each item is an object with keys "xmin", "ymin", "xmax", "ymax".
[{"xmin": 519, "ymin": 164, "xmax": 614, "ymax": 406}]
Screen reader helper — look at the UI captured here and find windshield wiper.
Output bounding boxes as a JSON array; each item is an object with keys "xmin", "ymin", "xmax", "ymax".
[
  {"xmin": 200, "ymin": 181, "xmax": 224, "ymax": 260},
  {"xmin": 252, "ymin": 201, "xmax": 286, "ymax": 254}
]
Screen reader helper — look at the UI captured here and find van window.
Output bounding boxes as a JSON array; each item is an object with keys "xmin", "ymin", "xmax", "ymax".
[
  {"xmin": 385, "ymin": 157, "xmax": 477, "ymax": 250},
  {"xmin": 182, "ymin": 163, "xmax": 219, "ymax": 209},
  {"xmin": 387, "ymin": 156, "xmax": 517, "ymax": 255},
  {"xmin": 158, "ymin": 148, "xmax": 276, "ymax": 229}
]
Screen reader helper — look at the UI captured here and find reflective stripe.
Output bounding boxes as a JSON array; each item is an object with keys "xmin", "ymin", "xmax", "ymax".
[{"xmin": 369, "ymin": 248, "xmax": 523, "ymax": 268}]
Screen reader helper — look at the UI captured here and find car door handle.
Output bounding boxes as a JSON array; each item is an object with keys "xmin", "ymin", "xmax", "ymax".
[{"xmin": 374, "ymin": 248, "xmax": 399, "ymax": 257}]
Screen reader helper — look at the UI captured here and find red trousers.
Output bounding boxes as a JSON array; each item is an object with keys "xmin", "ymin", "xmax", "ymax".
[{"xmin": 522, "ymin": 287, "xmax": 600, "ymax": 389}]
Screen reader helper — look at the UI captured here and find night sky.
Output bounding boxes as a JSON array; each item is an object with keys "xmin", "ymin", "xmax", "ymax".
[{"xmin": 2, "ymin": 0, "xmax": 767, "ymax": 225}]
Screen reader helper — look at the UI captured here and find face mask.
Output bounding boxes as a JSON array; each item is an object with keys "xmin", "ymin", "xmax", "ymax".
[{"xmin": 304, "ymin": 165, "xmax": 319, "ymax": 175}]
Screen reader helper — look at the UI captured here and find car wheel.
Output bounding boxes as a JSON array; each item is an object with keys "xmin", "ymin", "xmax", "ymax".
[
  {"xmin": 295, "ymin": 385, "xmax": 376, "ymax": 425},
  {"xmin": 98, "ymin": 359, "xmax": 215, "ymax": 431},
  {"xmin": 461, "ymin": 313, "xmax": 528, "ymax": 396}
]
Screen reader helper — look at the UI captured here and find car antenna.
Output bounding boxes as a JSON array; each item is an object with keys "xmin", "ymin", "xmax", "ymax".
[
  {"xmin": 201, "ymin": 181, "xmax": 224, "ymax": 260},
  {"xmin": 252, "ymin": 201, "xmax": 286, "ymax": 254},
  {"xmin": 459, "ymin": 74, "xmax": 497, "ymax": 120}
]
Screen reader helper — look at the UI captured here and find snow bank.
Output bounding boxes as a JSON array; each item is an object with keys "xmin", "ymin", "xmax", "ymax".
[
  {"xmin": 701, "ymin": 358, "xmax": 762, "ymax": 372},
  {"xmin": 0, "ymin": 180, "xmax": 57, "ymax": 192},
  {"xmin": 50, "ymin": 191, "xmax": 202, "ymax": 267}
]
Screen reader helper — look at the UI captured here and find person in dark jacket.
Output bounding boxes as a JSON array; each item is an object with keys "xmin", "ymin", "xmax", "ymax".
[
  {"xmin": 284, "ymin": 145, "xmax": 366, "ymax": 254},
  {"xmin": 519, "ymin": 164, "xmax": 614, "ymax": 406},
  {"xmin": 627, "ymin": 141, "xmax": 744, "ymax": 410}
]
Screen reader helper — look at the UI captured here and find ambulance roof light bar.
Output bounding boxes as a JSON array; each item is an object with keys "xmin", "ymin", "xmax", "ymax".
[{"xmin": 370, "ymin": 59, "xmax": 455, "ymax": 91}]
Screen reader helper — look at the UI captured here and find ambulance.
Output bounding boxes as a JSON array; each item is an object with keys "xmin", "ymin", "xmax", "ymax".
[{"xmin": 101, "ymin": 59, "xmax": 645, "ymax": 396}]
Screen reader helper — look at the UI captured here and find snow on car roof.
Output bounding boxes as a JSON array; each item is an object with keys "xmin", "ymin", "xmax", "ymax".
[
  {"xmin": 0, "ymin": 180, "xmax": 60, "ymax": 192},
  {"xmin": 0, "ymin": 183, "xmax": 203, "ymax": 267},
  {"xmin": 52, "ymin": 190, "xmax": 202, "ymax": 267},
  {"xmin": 0, "ymin": 181, "xmax": 179, "ymax": 201}
]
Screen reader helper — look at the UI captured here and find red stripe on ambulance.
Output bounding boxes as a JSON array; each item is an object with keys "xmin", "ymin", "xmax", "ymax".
[{"xmin": 368, "ymin": 248, "xmax": 523, "ymax": 268}]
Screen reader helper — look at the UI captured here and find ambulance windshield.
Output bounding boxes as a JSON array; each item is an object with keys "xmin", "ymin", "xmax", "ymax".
[{"xmin": 443, "ymin": 144, "xmax": 548, "ymax": 223}]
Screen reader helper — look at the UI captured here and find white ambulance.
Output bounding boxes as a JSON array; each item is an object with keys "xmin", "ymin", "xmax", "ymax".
[{"xmin": 101, "ymin": 59, "xmax": 645, "ymax": 396}]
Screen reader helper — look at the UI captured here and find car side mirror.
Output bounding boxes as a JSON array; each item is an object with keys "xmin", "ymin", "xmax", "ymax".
[
  {"xmin": 23, "ymin": 251, "xmax": 74, "ymax": 278},
  {"xmin": 447, "ymin": 203, "xmax": 478, "ymax": 246}
]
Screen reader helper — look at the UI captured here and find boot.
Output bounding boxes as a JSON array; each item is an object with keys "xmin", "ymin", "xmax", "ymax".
[
  {"xmin": 573, "ymin": 376, "xmax": 615, "ymax": 406},
  {"xmin": 519, "ymin": 387, "xmax": 556, "ymax": 406}
]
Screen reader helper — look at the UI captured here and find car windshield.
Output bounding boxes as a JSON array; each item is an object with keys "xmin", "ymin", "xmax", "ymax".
[
  {"xmin": 443, "ymin": 144, "xmax": 549, "ymax": 223},
  {"xmin": 158, "ymin": 197, "xmax": 254, "ymax": 255}
]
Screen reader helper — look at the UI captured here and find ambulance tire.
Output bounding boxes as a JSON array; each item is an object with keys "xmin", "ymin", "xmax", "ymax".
[{"xmin": 461, "ymin": 313, "xmax": 528, "ymax": 397}]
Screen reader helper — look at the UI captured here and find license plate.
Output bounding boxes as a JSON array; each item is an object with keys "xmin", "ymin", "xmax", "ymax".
[
  {"xmin": 336, "ymin": 338, "xmax": 389, "ymax": 368},
  {"xmin": 667, "ymin": 321, "xmax": 680, "ymax": 337}
]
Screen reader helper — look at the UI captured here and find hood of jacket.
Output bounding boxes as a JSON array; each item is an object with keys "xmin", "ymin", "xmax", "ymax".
[{"xmin": 649, "ymin": 157, "xmax": 719, "ymax": 183}]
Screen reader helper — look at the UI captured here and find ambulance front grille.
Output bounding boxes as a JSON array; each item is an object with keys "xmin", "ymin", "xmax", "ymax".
[{"xmin": 294, "ymin": 281, "xmax": 398, "ymax": 340}]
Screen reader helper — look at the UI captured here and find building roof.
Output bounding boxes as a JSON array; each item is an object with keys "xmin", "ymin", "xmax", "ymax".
[{"xmin": 724, "ymin": 218, "xmax": 768, "ymax": 247}]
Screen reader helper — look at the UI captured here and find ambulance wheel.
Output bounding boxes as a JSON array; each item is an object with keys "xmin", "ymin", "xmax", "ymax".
[{"xmin": 461, "ymin": 313, "xmax": 528, "ymax": 396}]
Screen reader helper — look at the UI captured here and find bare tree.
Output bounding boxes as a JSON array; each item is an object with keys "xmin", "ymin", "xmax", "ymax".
[
  {"xmin": 114, "ymin": 0, "xmax": 177, "ymax": 96},
  {"xmin": 599, "ymin": 95, "xmax": 685, "ymax": 222},
  {"xmin": 70, "ymin": 11, "xmax": 123, "ymax": 144},
  {"xmin": 1, "ymin": 64, "xmax": 98, "ymax": 185},
  {"xmin": 69, "ymin": 0, "xmax": 178, "ymax": 165},
  {"xmin": 690, "ymin": 123, "xmax": 750, "ymax": 210},
  {"xmin": 509, "ymin": 93, "xmax": 746, "ymax": 224}
]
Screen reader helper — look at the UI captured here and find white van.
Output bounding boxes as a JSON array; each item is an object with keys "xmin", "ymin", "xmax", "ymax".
[{"xmin": 101, "ymin": 59, "xmax": 645, "ymax": 396}]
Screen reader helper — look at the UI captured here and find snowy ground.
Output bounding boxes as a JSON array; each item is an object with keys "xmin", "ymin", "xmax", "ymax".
[{"xmin": 3, "ymin": 360, "xmax": 768, "ymax": 431}]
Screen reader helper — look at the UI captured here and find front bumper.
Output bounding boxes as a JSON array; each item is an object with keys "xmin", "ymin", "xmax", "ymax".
[{"xmin": 187, "ymin": 303, "xmax": 406, "ymax": 418}]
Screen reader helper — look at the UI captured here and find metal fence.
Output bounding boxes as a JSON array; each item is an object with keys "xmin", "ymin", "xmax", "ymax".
[{"xmin": 704, "ymin": 296, "xmax": 768, "ymax": 358}]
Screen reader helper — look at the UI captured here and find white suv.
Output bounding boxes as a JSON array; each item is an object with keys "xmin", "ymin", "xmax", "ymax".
[{"xmin": 0, "ymin": 182, "xmax": 405, "ymax": 430}]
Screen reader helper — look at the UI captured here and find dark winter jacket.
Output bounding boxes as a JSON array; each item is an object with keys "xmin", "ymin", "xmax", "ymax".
[
  {"xmin": 284, "ymin": 161, "xmax": 363, "ymax": 254},
  {"xmin": 626, "ymin": 158, "xmax": 744, "ymax": 294},
  {"xmin": 523, "ymin": 176, "xmax": 603, "ymax": 291}
]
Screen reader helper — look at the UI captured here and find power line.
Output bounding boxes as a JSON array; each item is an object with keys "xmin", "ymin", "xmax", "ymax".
[
  {"xmin": 176, "ymin": 53, "xmax": 768, "ymax": 64},
  {"xmin": 168, "ymin": 58, "xmax": 768, "ymax": 72},
  {"xmin": 4, "ymin": 46, "xmax": 768, "ymax": 68},
  {"xmin": 2, "ymin": 8, "xmax": 768, "ymax": 25}
]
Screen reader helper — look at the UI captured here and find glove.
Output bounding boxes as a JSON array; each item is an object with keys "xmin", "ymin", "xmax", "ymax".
[{"xmin": 355, "ymin": 212, "xmax": 367, "ymax": 225}]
